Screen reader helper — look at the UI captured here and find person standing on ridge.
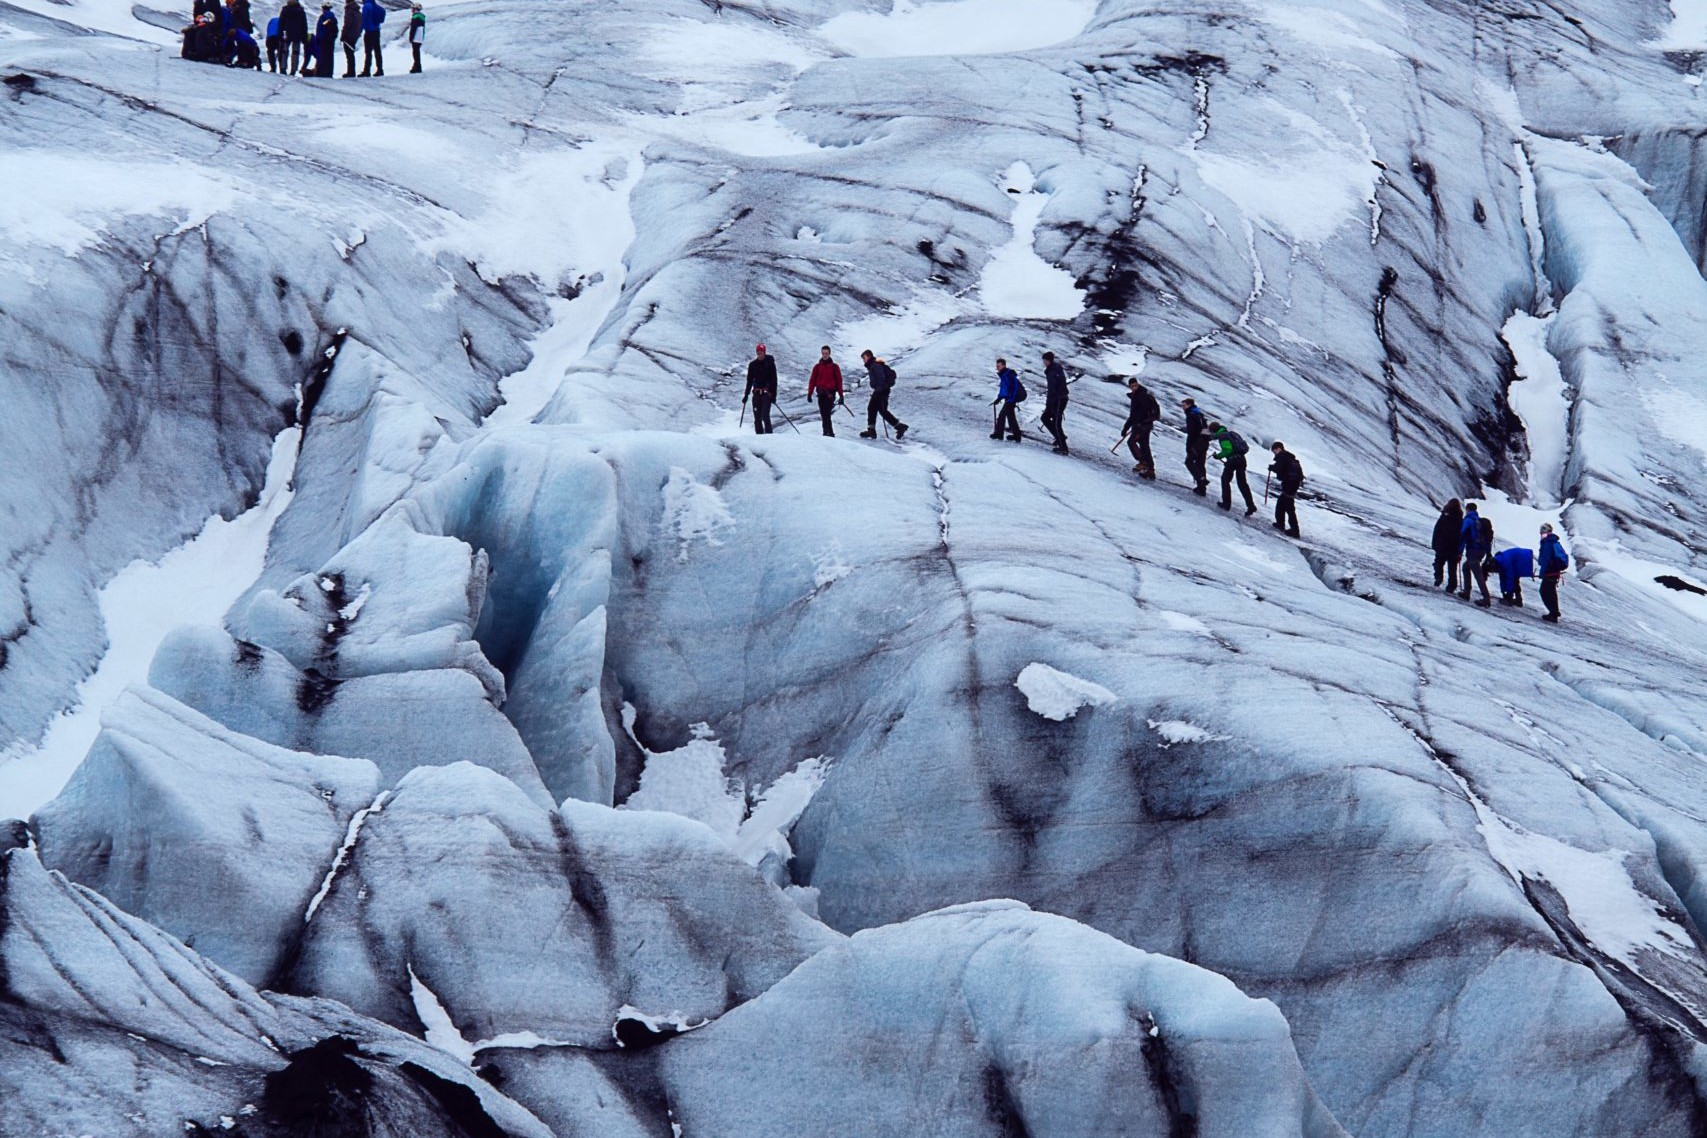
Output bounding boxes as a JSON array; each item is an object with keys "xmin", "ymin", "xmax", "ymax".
[
  {"xmin": 277, "ymin": 0, "xmax": 307, "ymax": 74},
  {"xmin": 359, "ymin": 0, "xmax": 385, "ymax": 75},
  {"xmin": 1459, "ymin": 502, "xmax": 1494, "ymax": 607},
  {"xmin": 1121, "ymin": 378, "xmax": 1159, "ymax": 478},
  {"xmin": 264, "ymin": 13, "xmax": 282, "ymax": 69},
  {"xmin": 743, "ymin": 344, "xmax": 777, "ymax": 435},
  {"xmin": 1431, "ymin": 499, "xmax": 1464, "ymax": 592},
  {"xmin": 806, "ymin": 345, "xmax": 843, "ymax": 437},
  {"xmin": 308, "ymin": 1, "xmax": 338, "ymax": 75},
  {"xmin": 1537, "ymin": 523, "xmax": 1569, "ymax": 622},
  {"xmin": 339, "ymin": 0, "xmax": 360, "ymax": 76},
  {"xmin": 1182, "ymin": 397, "xmax": 1209, "ymax": 495},
  {"xmin": 859, "ymin": 350, "xmax": 907, "ymax": 440},
  {"xmin": 407, "ymin": 1, "xmax": 425, "ymax": 72},
  {"xmin": 224, "ymin": 0, "xmax": 252, "ymax": 34},
  {"xmin": 1208, "ymin": 421, "xmax": 1257, "ymax": 515},
  {"xmin": 991, "ymin": 357, "xmax": 1023, "ymax": 442},
  {"xmin": 1040, "ymin": 351, "xmax": 1069, "ymax": 454},
  {"xmin": 1268, "ymin": 441, "xmax": 1304, "ymax": 537}
]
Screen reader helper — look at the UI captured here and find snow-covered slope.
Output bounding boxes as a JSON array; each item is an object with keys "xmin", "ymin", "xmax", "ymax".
[{"xmin": 4, "ymin": 1, "xmax": 1707, "ymax": 1135}]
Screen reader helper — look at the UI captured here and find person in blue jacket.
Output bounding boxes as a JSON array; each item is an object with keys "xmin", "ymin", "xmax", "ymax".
[
  {"xmin": 991, "ymin": 357, "xmax": 1022, "ymax": 442},
  {"xmin": 1537, "ymin": 523, "xmax": 1569, "ymax": 622},
  {"xmin": 1459, "ymin": 502, "xmax": 1493, "ymax": 606},
  {"xmin": 265, "ymin": 14, "xmax": 282, "ymax": 70},
  {"xmin": 226, "ymin": 24, "xmax": 261, "ymax": 67},
  {"xmin": 306, "ymin": 1, "xmax": 338, "ymax": 74},
  {"xmin": 1490, "ymin": 546, "xmax": 1533, "ymax": 607},
  {"xmin": 360, "ymin": 0, "xmax": 386, "ymax": 76}
]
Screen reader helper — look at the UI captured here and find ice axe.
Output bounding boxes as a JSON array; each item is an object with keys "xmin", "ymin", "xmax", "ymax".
[
  {"xmin": 1109, "ymin": 427, "xmax": 1131, "ymax": 454},
  {"xmin": 739, "ymin": 397, "xmax": 747, "ymax": 429},
  {"xmin": 1264, "ymin": 469, "xmax": 1272, "ymax": 505},
  {"xmin": 773, "ymin": 400, "xmax": 803, "ymax": 434}
]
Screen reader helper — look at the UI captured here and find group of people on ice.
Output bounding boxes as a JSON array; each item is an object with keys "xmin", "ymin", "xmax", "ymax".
[
  {"xmin": 742, "ymin": 343, "xmax": 1570, "ymax": 622},
  {"xmin": 1431, "ymin": 500, "xmax": 1570, "ymax": 623},
  {"xmin": 180, "ymin": 0, "xmax": 424, "ymax": 75}
]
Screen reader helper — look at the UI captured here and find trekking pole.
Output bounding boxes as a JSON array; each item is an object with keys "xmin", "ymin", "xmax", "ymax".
[{"xmin": 1264, "ymin": 470, "xmax": 1272, "ymax": 505}]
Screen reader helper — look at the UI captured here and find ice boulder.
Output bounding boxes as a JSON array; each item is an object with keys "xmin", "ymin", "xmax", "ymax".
[
  {"xmin": 0, "ymin": 845, "xmax": 554, "ymax": 1138},
  {"xmin": 31, "ymin": 685, "xmax": 381, "ymax": 987},
  {"xmin": 654, "ymin": 901, "xmax": 1348, "ymax": 1138},
  {"xmin": 286, "ymin": 761, "xmax": 842, "ymax": 1046}
]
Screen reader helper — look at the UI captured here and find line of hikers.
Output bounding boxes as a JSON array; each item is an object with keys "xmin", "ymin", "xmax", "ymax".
[
  {"xmin": 180, "ymin": 0, "xmax": 425, "ymax": 75},
  {"xmin": 741, "ymin": 345, "xmax": 1302, "ymax": 536},
  {"xmin": 1432, "ymin": 499, "xmax": 1570, "ymax": 622}
]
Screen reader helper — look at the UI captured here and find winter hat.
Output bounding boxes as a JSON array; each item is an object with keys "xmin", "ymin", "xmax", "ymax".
[
  {"xmin": 1271, "ymin": 441, "xmax": 1284, "ymax": 451},
  {"xmin": 1540, "ymin": 523, "xmax": 1554, "ymax": 534},
  {"xmin": 755, "ymin": 344, "xmax": 765, "ymax": 354}
]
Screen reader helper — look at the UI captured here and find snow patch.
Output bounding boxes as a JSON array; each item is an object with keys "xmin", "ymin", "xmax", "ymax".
[
  {"xmin": 1015, "ymin": 663, "xmax": 1116, "ymax": 721},
  {"xmin": 979, "ymin": 163, "xmax": 1085, "ymax": 321},
  {"xmin": 819, "ymin": 0, "xmax": 1096, "ymax": 58},
  {"xmin": 1148, "ymin": 719, "xmax": 1231, "ymax": 746},
  {"xmin": 0, "ymin": 424, "xmax": 299, "ymax": 818},
  {"xmin": 1501, "ymin": 312, "xmax": 1570, "ymax": 508},
  {"xmin": 409, "ymin": 965, "xmax": 476, "ymax": 1065},
  {"xmin": 663, "ymin": 468, "xmax": 737, "ymax": 561},
  {"xmin": 623, "ymin": 723, "xmax": 746, "ymax": 842}
]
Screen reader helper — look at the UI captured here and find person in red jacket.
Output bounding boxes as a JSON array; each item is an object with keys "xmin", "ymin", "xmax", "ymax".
[{"xmin": 806, "ymin": 345, "xmax": 843, "ymax": 437}]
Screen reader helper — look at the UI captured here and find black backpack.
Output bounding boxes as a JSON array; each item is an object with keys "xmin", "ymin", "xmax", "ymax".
[
  {"xmin": 1139, "ymin": 389, "xmax": 1160, "ymax": 423},
  {"xmin": 879, "ymin": 363, "xmax": 897, "ymax": 389},
  {"xmin": 1227, "ymin": 431, "xmax": 1248, "ymax": 457},
  {"xmin": 1014, "ymin": 377, "xmax": 1027, "ymax": 403}
]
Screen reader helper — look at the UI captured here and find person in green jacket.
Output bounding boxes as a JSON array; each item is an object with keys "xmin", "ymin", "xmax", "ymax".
[
  {"xmin": 407, "ymin": 1, "xmax": 424, "ymax": 72},
  {"xmin": 1207, "ymin": 421, "xmax": 1257, "ymax": 516}
]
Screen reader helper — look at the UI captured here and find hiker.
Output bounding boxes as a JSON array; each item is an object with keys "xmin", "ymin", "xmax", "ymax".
[
  {"xmin": 339, "ymin": 0, "xmax": 360, "ymax": 76},
  {"xmin": 181, "ymin": 13, "xmax": 215, "ymax": 60},
  {"xmin": 1040, "ymin": 351, "xmax": 1069, "ymax": 454},
  {"xmin": 744, "ymin": 344, "xmax": 778, "ymax": 435},
  {"xmin": 1537, "ymin": 523, "xmax": 1569, "ymax": 623},
  {"xmin": 806, "ymin": 345, "xmax": 843, "ymax": 437},
  {"xmin": 226, "ymin": 24, "xmax": 262, "ymax": 66},
  {"xmin": 1120, "ymin": 378, "xmax": 1159, "ymax": 478},
  {"xmin": 1208, "ymin": 422, "xmax": 1257, "ymax": 515},
  {"xmin": 859, "ymin": 350, "xmax": 907, "ymax": 440},
  {"xmin": 264, "ymin": 14, "xmax": 282, "ymax": 69},
  {"xmin": 194, "ymin": 0, "xmax": 221, "ymax": 21},
  {"xmin": 278, "ymin": 0, "xmax": 308, "ymax": 74},
  {"xmin": 1491, "ymin": 546, "xmax": 1533, "ymax": 606},
  {"xmin": 991, "ymin": 357, "xmax": 1023, "ymax": 442},
  {"xmin": 360, "ymin": 0, "xmax": 386, "ymax": 75},
  {"xmin": 1268, "ymin": 441, "xmax": 1304, "ymax": 537},
  {"xmin": 307, "ymin": 1, "xmax": 338, "ymax": 75},
  {"xmin": 1459, "ymin": 502, "xmax": 1493, "ymax": 607},
  {"xmin": 1430, "ymin": 499, "xmax": 1464, "ymax": 592},
  {"xmin": 407, "ymin": 1, "xmax": 425, "ymax": 72},
  {"xmin": 224, "ymin": 0, "xmax": 252, "ymax": 32},
  {"xmin": 1182, "ymin": 397, "xmax": 1209, "ymax": 495}
]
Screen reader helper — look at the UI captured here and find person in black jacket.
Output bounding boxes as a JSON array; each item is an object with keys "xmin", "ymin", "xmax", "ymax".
[
  {"xmin": 185, "ymin": 12, "xmax": 222, "ymax": 60},
  {"xmin": 1267, "ymin": 442, "xmax": 1304, "ymax": 537},
  {"xmin": 1121, "ymin": 378, "xmax": 1160, "ymax": 478},
  {"xmin": 1040, "ymin": 351, "xmax": 1069, "ymax": 454},
  {"xmin": 1181, "ymin": 397, "xmax": 1209, "ymax": 494},
  {"xmin": 224, "ymin": 0, "xmax": 252, "ymax": 32},
  {"xmin": 743, "ymin": 344, "xmax": 777, "ymax": 435},
  {"xmin": 1430, "ymin": 499, "xmax": 1463, "ymax": 592},
  {"xmin": 339, "ymin": 0, "xmax": 360, "ymax": 76},
  {"xmin": 277, "ymin": 0, "xmax": 308, "ymax": 74},
  {"xmin": 858, "ymin": 350, "xmax": 907, "ymax": 439}
]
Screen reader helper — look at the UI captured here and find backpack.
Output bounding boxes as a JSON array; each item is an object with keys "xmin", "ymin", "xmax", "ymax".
[
  {"xmin": 1014, "ymin": 378, "xmax": 1027, "ymax": 403},
  {"xmin": 1227, "ymin": 431, "xmax": 1248, "ymax": 457},
  {"xmin": 1139, "ymin": 389, "xmax": 1160, "ymax": 422},
  {"xmin": 878, "ymin": 363, "xmax": 897, "ymax": 390}
]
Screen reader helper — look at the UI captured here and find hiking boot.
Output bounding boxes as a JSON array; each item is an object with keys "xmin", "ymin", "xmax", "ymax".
[
  {"xmin": 1133, "ymin": 463, "xmax": 1145, "ymax": 473},
  {"xmin": 1287, "ymin": 529, "xmax": 1301, "ymax": 538},
  {"xmin": 1458, "ymin": 590, "xmax": 1470, "ymax": 600},
  {"xmin": 1542, "ymin": 613, "xmax": 1560, "ymax": 622},
  {"xmin": 896, "ymin": 423, "xmax": 908, "ymax": 440},
  {"xmin": 1273, "ymin": 521, "xmax": 1288, "ymax": 532},
  {"xmin": 1475, "ymin": 598, "xmax": 1492, "ymax": 608},
  {"xmin": 990, "ymin": 431, "xmax": 1003, "ymax": 440},
  {"xmin": 1245, "ymin": 505, "xmax": 1257, "ymax": 517},
  {"xmin": 1217, "ymin": 502, "xmax": 1231, "ymax": 511},
  {"xmin": 1052, "ymin": 445, "xmax": 1069, "ymax": 455},
  {"xmin": 1007, "ymin": 434, "xmax": 1023, "ymax": 442},
  {"xmin": 859, "ymin": 429, "xmax": 876, "ymax": 438},
  {"xmin": 1194, "ymin": 480, "xmax": 1209, "ymax": 495}
]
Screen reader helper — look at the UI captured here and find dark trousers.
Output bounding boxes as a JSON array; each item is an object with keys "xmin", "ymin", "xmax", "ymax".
[
  {"xmin": 1461, "ymin": 554, "xmax": 1491, "ymax": 601},
  {"xmin": 1041, "ymin": 397, "xmax": 1067, "ymax": 448},
  {"xmin": 867, "ymin": 388, "xmax": 900, "ymax": 430},
  {"xmin": 285, "ymin": 38, "xmax": 302, "ymax": 73},
  {"xmin": 1433, "ymin": 553, "xmax": 1459, "ymax": 592},
  {"xmin": 815, "ymin": 392, "xmax": 836, "ymax": 436},
  {"xmin": 362, "ymin": 28, "xmax": 381, "ymax": 73},
  {"xmin": 1274, "ymin": 489, "xmax": 1299, "ymax": 534},
  {"xmin": 266, "ymin": 37, "xmax": 281, "ymax": 70},
  {"xmin": 1186, "ymin": 437, "xmax": 1209, "ymax": 487},
  {"xmin": 752, "ymin": 391, "xmax": 774, "ymax": 434},
  {"xmin": 1221, "ymin": 455, "xmax": 1255, "ymax": 509},
  {"xmin": 410, "ymin": 41, "xmax": 421, "ymax": 71},
  {"xmin": 342, "ymin": 42, "xmax": 355, "ymax": 75},
  {"xmin": 1541, "ymin": 575, "xmax": 1560, "ymax": 618},
  {"xmin": 994, "ymin": 399, "xmax": 1020, "ymax": 439},
  {"xmin": 1126, "ymin": 423, "xmax": 1154, "ymax": 472}
]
